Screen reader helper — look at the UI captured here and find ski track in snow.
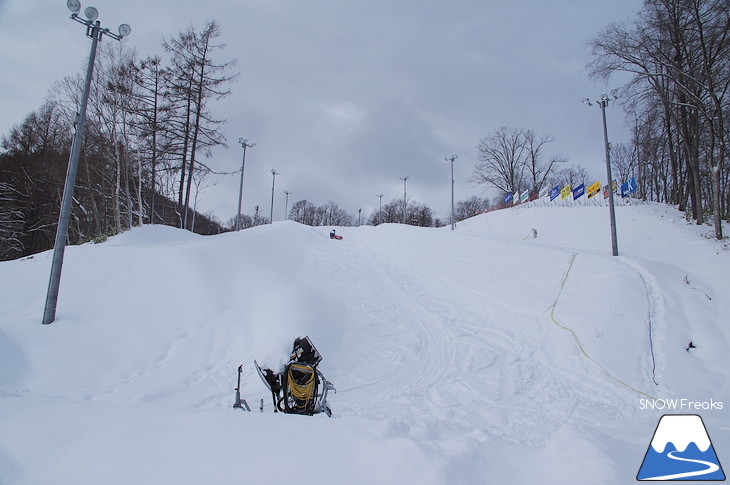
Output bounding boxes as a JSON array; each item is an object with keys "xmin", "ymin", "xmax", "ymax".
[{"xmin": 306, "ymin": 229, "xmax": 643, "ymax": 448}]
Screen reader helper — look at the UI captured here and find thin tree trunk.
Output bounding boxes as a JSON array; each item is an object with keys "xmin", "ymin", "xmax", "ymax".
[{"xmin": 183, "ymin": 34, "xmax": 210, "ymax": 230}]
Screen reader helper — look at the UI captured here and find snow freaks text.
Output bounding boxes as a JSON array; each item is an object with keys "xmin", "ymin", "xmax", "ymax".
[{"xmin": 639, "ymin": 399, "xmax": 724, "ymax": 411}]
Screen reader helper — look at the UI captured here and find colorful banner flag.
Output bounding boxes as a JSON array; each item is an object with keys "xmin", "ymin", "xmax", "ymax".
[
  {"xmin": 520, "ymin": 190, "xmax": 529, "ymax": 202},
  {"xmin": 560, "ymin": 184, "xmax": 571, "ymax": 200},
  {"xmin": 549, "ymin": 185, "xmax": 560, "ymax": 201},
  {"xmin": 572, "ymin": 183, "xmax": 585, "ymax": 200},
  {"xmin": 587, "ymin": 181, "xmax": 601, "ymax": 199},
  {"xmin": 539, "ymin": 187, "xmax": 548, "ymax": 199},
  {"xmin": 504, "ymin": 192, "xmax": 513, "ymax": 204},
  {"xmin": 528, "ymin": 189, "xmax": 538, "ymax": 201},
  {"xmin": 603, "ymin": 180, "xmax": 618, "ymax": 199}
]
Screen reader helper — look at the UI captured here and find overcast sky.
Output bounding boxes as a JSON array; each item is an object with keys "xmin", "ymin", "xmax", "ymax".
[{"xmin": 0, "ymin": 0, "xmax": 641, "ymax": 224}]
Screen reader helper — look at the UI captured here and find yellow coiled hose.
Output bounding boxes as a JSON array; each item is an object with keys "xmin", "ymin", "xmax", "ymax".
[{"xmin": 287, "ymin": 363, "xmax": 316, "ymax": 410}]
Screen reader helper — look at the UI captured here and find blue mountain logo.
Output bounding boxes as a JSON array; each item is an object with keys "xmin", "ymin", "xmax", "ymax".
[{"xmin": 637, "ymin": 414, "xmax": 725, "ymax": 481}]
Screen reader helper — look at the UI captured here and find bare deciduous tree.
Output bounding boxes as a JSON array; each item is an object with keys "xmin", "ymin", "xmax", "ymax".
[
  {"xmin": 524, "ymin": 130, "xmax": 565, "ymax": 192},
  {"xmin": 163, "ymin": 20, "xmax": 237, "ymax": 230},
  {"xmin": 589, "ymin": 0, "xmax": 729, "ymax": 238},
  {"xmin": 455, "ymin": 196, "xmax": 490, "ymax": 222},
  {"xmin": 548, "ymin": 165, "xmax": 589, "ymax": 189},
  {"xmin": 472, "ymin": 126, "xmax": 563, "ymax": 196}
]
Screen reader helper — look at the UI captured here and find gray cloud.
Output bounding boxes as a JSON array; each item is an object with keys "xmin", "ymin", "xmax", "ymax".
[{"xmin": 0, "ymin": 0, "xmax": 639, "ymax": 223}]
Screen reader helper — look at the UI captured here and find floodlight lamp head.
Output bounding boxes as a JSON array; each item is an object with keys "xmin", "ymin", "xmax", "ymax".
[
  {"xmin": 84, "ymin": 6, "xmax": 98, "ymax": 21},
  {"xmin": 67, "ymin": 0, "xmax": 81, "ymax": 13},
  {"xmin": 582, "ymin": 98, "xmax": 593, "ymax": 106},
  {"xmin": 238, "ymin": 137, "xmax": 246, "ymax": 144},
  {"xmin": 118, "ymin": 24, "xmax": 131, "ymax": 37},
  {"xmin": 600, "ymin": 92, "xmax": 610, "ymax": 102},
  {"xmin": 610, "ymin": 88, "xmax": 619, "ymax": 99},
  {"xmin": 250, "ymin": 142, "xmax": 256, "ymax": 148}
]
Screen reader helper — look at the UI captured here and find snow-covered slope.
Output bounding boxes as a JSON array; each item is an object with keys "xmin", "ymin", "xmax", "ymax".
[{"xmin": 0, "ymin": 200, "xmax": 727, "ymax": 484}]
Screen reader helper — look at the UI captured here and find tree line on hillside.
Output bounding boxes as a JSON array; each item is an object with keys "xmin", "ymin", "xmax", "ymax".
[
  {"xmin": 588, "ymin": 0, "xmax": 729, "ymax": 239},
  {"xmin": 224, "ymin": 195, "xmax": 494, "ymax": 231},
  {"xmin": 365, "ymin": 197, "xmax": 490, "ymax": 227},
  {"xmin": 0, "ymin": 20, "xmax": 235, "ymax": 260}
]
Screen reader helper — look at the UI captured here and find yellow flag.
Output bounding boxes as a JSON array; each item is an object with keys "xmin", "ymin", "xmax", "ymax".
[
  {"xmin": 560, "ymin": 184, "xmax": 571, "ymax": 200},
  {"xmin": 587, "ymin": 181, "xmax": 601, "ymax": 199}
]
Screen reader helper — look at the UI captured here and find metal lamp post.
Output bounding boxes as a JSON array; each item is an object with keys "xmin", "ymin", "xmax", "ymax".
[
  {"xmin": 400, "ymin": 177, "xmax": 408, "ymax": 224},
  {"xmin": 42, "ymin": 1, "xmax": 131, "ymax": 325},
  {"xmin": 377, "ymin": 194, "xmax": 383, "ymax": 224},
  {"xmin": 270, "ymin": 169, "xmax": 279, "ymax": 223},
  {"xmin": 284, "ymin": 190, "xmax": 291, "ymax": 220},
  {"xmin": 235, "ymin": 138, "xmax": 255, "ymax": 231},
  {"xmin": 445, "ymin": 155, "xmax": 458, "ymax": 230},
  {"xmin": 583, "ymin": 90, "xmax": 619, "ymax": 257}
]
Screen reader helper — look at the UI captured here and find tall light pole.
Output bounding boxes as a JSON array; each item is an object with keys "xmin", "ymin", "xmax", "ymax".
[
  {"xmin": 400, "ymin": 176, "xmax": 409, "ymax": 224},
  {"xmin": 445, "ymin": 154, "xmax": 458, "ymax": 230},
  {"xmin": 583, "ymin": 90, "xmax": 619, "ymax": 256},
  {"xmin": 235, "ymin": 138, "xmax": 255, "ymax": 231},
  {"xmin": 377, "ymin": 194, "xmax": 384, "ymax": 224},
  {"xmin": 270, "ymin": 169, "xmax": 279, "ymax": 223},
  {"xmin": 42, "ymin": 1, "xmax": 131, "ymax": 325},
  {"xmin": 284, "ymin": 190, "xmax": 291, "ymax": 220}
]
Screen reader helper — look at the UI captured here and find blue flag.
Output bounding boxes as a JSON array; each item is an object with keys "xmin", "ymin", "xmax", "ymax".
[
  {"xmin": 572, "ymin": 183, "xmax": 585, "ymax": 200},
  {"xmin": 628, "ymin": 177, "xmax": 637, "ymax": 193},
  {"xmin": 504, "ymin": 192, "xmax": 513, "ymax": 204},
  {"xmin": 621, "ymin": 177, "xmax": 637, "ymax": 197},
  {"xmin": 549, "ymin": 185, "xmax": 559, "ymax": 201}
]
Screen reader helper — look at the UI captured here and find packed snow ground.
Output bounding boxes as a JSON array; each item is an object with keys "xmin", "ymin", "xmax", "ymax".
[{"xmin": 0, "ymin": 200, "xmax": 728, "ymax": 484}]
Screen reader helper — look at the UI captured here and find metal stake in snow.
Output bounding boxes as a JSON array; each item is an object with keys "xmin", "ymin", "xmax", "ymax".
[
  {"xmin": 42, "ymin": 1, "xmax": 131, "ymax": 325},
  {"xmin": 583, "ymin": 91, "xmax": 619, "ymax": 257},
  {"xmin": 233, "ymin": 365, "xmax": 250, "ymax": 411}
]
